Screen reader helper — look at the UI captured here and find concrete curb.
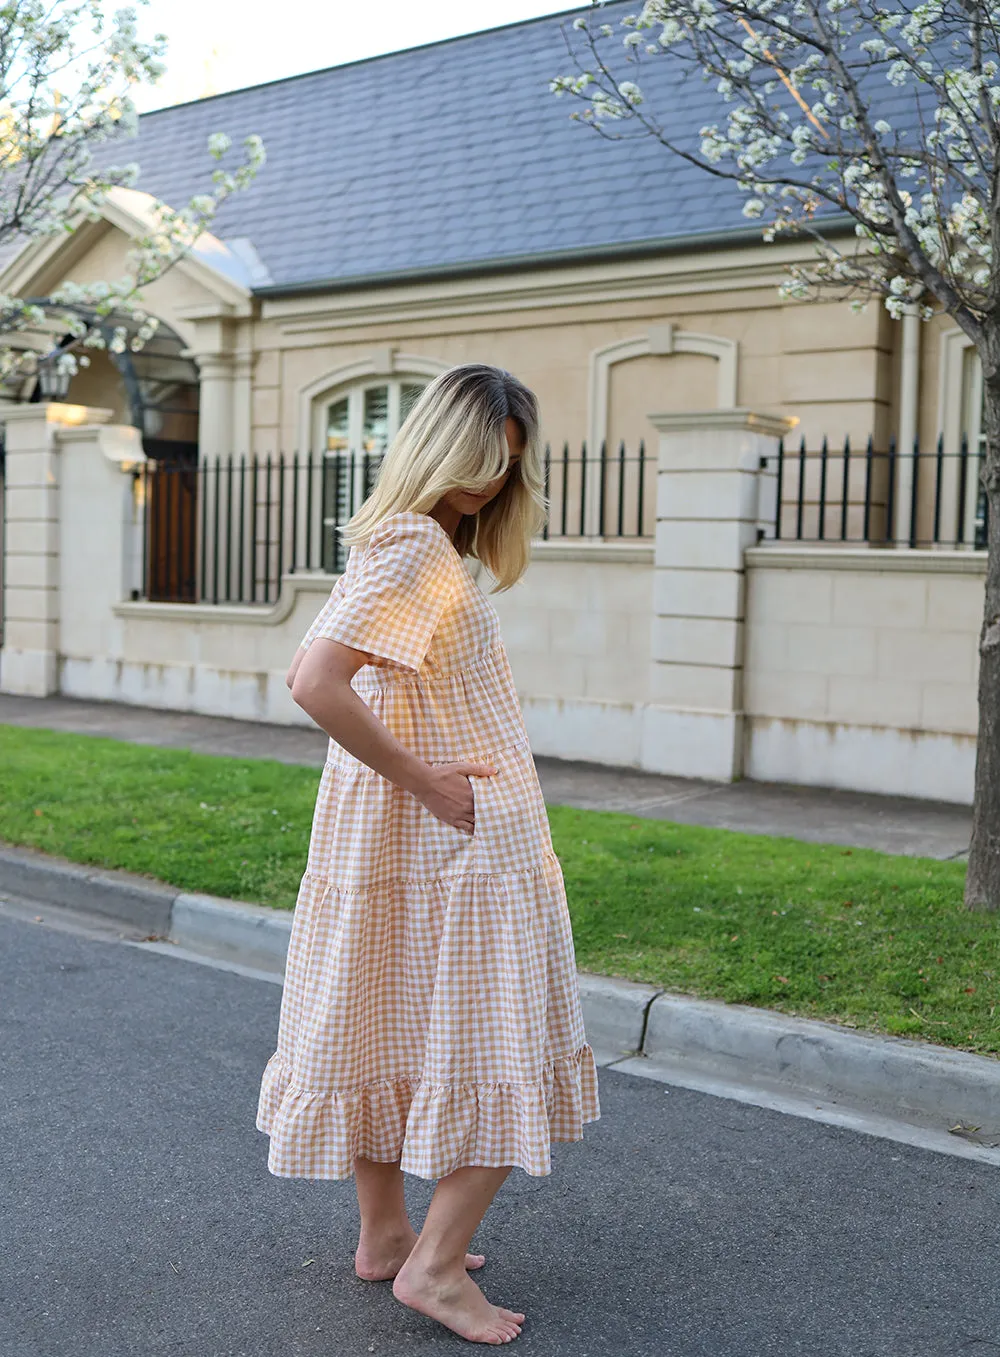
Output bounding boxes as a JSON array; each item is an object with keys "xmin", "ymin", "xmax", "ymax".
[
  {"xmin": 171, "ymin": 892, "xmax": 293, "ymax": 974},
  {"xmin": 642, "ymin": 992, "xmax": 1000, "ymax": 1132},
  {"xmin": 0, "ymin": 844, "xmax": 177, "ymax": 935},
  {"xmin": 575, "ymin": 972, "xmax": 662, "ymax": 1061},
  {"xmin": 4, "ymin": 844, "xmax": 999, "ymax": 1135}
]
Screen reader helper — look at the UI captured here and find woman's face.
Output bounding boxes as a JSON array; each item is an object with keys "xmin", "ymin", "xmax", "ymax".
[{"xmin": 443, "ymin": 416, "xmax": 524, "ymax": 517}]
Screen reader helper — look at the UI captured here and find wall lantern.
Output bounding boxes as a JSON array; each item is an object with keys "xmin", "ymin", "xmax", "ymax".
[{"xmin": 37, "ymin": 350, "xmax": 73, "ymax": 401}]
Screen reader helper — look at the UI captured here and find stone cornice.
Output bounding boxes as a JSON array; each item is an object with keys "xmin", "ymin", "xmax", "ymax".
[
  {"xmin": 649, "ymin": 409, "xmax": 797, "ymax": 438},
  {"xmin": 746, "ymin": 545, "xmax": 987, "ymax": 575},
  {"xmin": 262, "ymin": 238, "xmax": 826, "ymax": 338}
]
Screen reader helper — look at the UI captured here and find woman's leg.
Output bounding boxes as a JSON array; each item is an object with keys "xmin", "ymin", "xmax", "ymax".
[
  {"xmin": 393, "ymin": 1165, "xmax": 525, "ymax": 1345},
  {"xmin": 353, "ymin": 1157, "xmax": 486, "ymax": 1281}
]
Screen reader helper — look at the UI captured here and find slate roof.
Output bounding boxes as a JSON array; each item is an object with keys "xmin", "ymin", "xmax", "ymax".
[
  {"xmin": 124, "ymin": 2, "xmax": 904, "ymax": 295},
  {"xmin": 117, "ymin": 2, "xmax": 770, "ymax": 293}
]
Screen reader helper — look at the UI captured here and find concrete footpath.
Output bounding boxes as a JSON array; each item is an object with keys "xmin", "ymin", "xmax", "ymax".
[
  {"xmin": 0, "ymin": 691, "xmax": 972, "ymax": 858},
  {"xmin": 1, "ymin": 692, "xmax": 995, "ymax": 1163}
]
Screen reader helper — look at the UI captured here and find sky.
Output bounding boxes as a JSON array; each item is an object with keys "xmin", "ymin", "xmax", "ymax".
[{"xmin": 132, "ymin": 1, "xmax": 583, "ymax": 112}]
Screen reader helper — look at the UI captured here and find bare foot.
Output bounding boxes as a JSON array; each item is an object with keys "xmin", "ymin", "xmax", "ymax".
[
  {"xmin": 392, "ymin": 1257, "xmax": 524, "ymax": 1345},
  {"xmin": 355, "ymin": 1227, "xmax": 485, "ymax": 1282}
]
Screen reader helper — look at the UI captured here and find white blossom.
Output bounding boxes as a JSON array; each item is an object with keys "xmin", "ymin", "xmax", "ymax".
[
  {"xmin": 0, "ymin": 2, "xmax": 265, "ymax": 377},
  {"xmin": 552, "ymin": 0, "xmax": 1000, "ymax": 327}
]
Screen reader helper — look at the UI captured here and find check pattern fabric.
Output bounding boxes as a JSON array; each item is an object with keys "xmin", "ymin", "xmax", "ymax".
[{"xmin": 256, "ymin": 511, "xmax": 600, "ymax": 1180}]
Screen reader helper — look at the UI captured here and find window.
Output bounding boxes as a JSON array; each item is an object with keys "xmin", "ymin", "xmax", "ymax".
[
  {"xmin": 961, "ymin": 346, "xmax": 987, "ymax": 548},
  {"xmin": 322, "ymin": 378, "xmax": 427, "ymax": 571}
]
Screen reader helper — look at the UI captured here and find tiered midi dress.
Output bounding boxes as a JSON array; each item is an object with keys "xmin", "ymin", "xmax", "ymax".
[{"xmin": 256, "ymin": 510, "xmax": 600, "ymax": 1180}]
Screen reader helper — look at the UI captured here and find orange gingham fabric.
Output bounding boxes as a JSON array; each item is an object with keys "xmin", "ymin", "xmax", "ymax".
[{"xmin": 256, "ymin": 511, "xmax": 600, "ymax": 1179}]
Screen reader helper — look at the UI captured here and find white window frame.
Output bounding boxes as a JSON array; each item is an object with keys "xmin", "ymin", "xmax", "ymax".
[
  {"xmin": 937, "ymin": 328, "xmax": 985, "ymax": 548},
  {"xmin": 294, "ymin": 353, "xmax": 450, "ymax": 572},
  {"xmin": 319, "ymin": 375, "xmax": 430, "ymax": 571}
]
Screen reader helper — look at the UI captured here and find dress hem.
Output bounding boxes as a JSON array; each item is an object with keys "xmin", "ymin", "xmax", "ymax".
[{"xmin": 255, "ymin": 1042, "xmax": 601, "ymax": 1181}]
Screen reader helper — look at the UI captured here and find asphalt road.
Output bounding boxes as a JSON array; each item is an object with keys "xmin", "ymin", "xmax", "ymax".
[{"xmin": 3, "ymin": 905, "xmax": 1000, "ymax": 1357}]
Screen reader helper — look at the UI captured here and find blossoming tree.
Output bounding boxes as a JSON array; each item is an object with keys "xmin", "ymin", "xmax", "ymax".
[
  {"xmin": 0, "ymin": 0, "xmax": 264, "ymax": 382},
  {"xmin": 553, "ymin": 0, "xmax": 1000, "ymax": 911}
]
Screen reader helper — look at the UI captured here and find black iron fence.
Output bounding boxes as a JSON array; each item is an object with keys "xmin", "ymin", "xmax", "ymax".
[
  {"xmin": 135, "ymin": 440, "xmax": 653, "ymax": 605},
  {"xmin": 769, "ymin": 434, "xmax": 988, "ymax": 550},
  {"xmin": 541, "ymin": 438, "xmax": 650, "ymax": 540}
]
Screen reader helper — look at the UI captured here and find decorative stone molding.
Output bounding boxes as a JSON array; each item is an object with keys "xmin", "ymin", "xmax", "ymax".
[
  {"xmin": 296, "ymin": 350, "xmax": 450, "ymax": 453},
  {"xmin": 648, "ymin": 408, "xmax": 789, "ymax": 438},
  {"xmin": 113, "ymin": 570, "xmax": 335, "ymax": 628},
  {"xmin": 746, "ymin": 545, "xmax": 987, "ymax": 575},
  {"xmin": 587, "ymin": 323, "xmax": 739, "ymax": 459},
  {"xmin": 936, "ymin": 326, "xmax": 981, "ymax": 548}
]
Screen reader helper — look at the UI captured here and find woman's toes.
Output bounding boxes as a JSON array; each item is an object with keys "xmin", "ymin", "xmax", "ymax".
[
  {"xmin": 466, "ymin": 1252, "xmax": 486, "ymax": 1271},
  {"xmin": 499, "ymin": 1309, "xmax": 525, "ymax": 1323}
]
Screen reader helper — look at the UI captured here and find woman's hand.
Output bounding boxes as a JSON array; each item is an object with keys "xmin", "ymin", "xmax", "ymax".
[
  {"xmin": 290, "ymin": 641, "xmax": 494, "ymax": 824},
  {"xmin": 415, "ymin": 762, "xmax": 497, "ymax": 836}
]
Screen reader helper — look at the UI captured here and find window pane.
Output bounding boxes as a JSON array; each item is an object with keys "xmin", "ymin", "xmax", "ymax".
[
  {"xmin": 400, "ymin": 382, "xmax": 425, "ymax": 425},
  {"xmin": 326, "ymin": 397, "xmax": 349, "ymax": 452},
  {"xmin": 363, "ymin": 385, "xmax": 389, "ymax": 454}
]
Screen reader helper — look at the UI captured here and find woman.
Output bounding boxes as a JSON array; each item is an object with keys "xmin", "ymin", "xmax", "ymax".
[{"xmin": 256, "ymin": 363, "xmax": 600, "ymax": 1345}]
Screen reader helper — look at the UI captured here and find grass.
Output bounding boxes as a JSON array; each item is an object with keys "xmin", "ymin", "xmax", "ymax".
[
  {"xmin": 2, "ymin": 723, "xmax": 997, "ymax": 1057},
  {"xmin": 0, "ymin": 725, "xmax": 320, "ymax": 907}
]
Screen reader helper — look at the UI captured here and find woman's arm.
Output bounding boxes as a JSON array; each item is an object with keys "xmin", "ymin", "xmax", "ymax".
[
  {"xmin": 291, "ymin": 638, "xmax": 424, "ymax": 791},
  {"xmin": 285, "ymin": 645, "xmax": 308, "ymax": 690},
  {"xmin": 290, "ymin": 638, "xmax": 493, "ymax": 833}
]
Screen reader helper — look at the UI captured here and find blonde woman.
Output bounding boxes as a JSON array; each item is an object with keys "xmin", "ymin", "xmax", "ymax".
[{"xmin": 257, "ymin": 363, "xmax": 600, "ymax": 1345}]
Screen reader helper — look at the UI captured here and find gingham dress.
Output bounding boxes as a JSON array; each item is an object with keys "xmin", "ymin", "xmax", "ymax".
[{"xmin": 256, "ymin": 510, "xmax": 600, "ymax": 1180}]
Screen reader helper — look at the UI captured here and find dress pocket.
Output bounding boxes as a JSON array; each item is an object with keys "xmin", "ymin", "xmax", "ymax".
[
  {"xmin": 447, "ymin": 767, "xmax": 480, "ymax": 841},
  {"xmin": 407, "ymin": 763, "xmax": 480, "ymax": 876},
  {"xmin": 467, "ymin": 769, "xmax": 481, "ymax": 840}
]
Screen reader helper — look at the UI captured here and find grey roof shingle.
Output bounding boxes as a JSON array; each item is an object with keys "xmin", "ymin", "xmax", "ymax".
[{"xmin": 122, "ymin": 3, "xmax": 908, "ymax": 293}]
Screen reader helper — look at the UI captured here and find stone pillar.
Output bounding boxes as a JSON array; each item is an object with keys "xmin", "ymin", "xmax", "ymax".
[
  {"xmin": 0, "ymin": 402, "xmax": 143, "ymax": 697},
  {"xmin": 196, "ymin": 353, "xmax": 235, "ymax": 459},
  {"xmin": 56, "ymin": 420, "xmax": 146, "ymax": 698},
  {"xmin": 644, "ymin": 409, "xmax": 796, "ymax": 781},
  {"xmin": 232, "ymin": 351, "xmax": 255, "ymax": 455}
]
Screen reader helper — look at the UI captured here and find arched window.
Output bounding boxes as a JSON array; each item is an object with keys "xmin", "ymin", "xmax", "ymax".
[
  {"xmin": 324, "ymin": 378, "xmax": 427, "ymax": 455},
  {"xmin": 322, "ymin": 377, "xmax": 428, "ymax": 570}
]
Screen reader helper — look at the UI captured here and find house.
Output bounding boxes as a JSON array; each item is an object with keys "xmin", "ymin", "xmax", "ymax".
[
  {"xmin": 0, "ymin": 2, "xmax": 987, "ymax": 806},
  {"xmin": 5, "ymin": 3, "xmax": 971, "ymax": 465}
]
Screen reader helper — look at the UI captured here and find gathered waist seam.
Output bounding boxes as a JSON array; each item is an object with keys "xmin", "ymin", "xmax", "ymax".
[
  {"xmin": 325, "ymin": 733, "xmax": 532, "ymax": 772},
  {"xmin": 352, "ymin": 640, "xmax": 507, "ymax": 691}
]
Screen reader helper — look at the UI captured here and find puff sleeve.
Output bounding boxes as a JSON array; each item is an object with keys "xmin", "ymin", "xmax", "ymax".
[{"xmin": 299, "ymin": 514, "xmax": 457, "ymax": 673}]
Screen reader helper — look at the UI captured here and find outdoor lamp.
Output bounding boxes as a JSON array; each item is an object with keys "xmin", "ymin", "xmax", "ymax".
[{"xmin": 37, "ymin": 351, "xmax": 72, "ymax": 401}]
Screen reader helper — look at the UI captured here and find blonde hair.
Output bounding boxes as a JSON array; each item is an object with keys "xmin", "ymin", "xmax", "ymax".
[{"xmin": 341, "ymin": 363, "xmax": 546, "ymax": 591}]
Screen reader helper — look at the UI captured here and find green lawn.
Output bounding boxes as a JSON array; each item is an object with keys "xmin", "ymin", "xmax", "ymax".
[{"xmin": 2, "ymin": 724, "xmax": 995, "ymax": 1057}]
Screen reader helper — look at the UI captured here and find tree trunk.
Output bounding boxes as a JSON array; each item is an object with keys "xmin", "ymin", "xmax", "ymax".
[{"xmin": 965, "ymin": 343, "xmax": 1000, "ymax": 911}]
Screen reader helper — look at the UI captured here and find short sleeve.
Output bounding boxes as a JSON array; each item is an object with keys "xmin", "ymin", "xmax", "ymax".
[
  {"xmin": 299, "ymin": 572, "xmax": 348, "ymax": 652},
  {"xmin": 300, "ymin": 514, "xmax": 457, "ymax": 673}
]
